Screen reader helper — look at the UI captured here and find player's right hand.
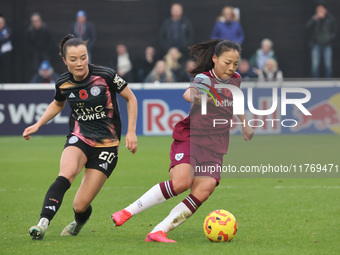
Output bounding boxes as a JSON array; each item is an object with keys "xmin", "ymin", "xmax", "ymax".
[{"xmin": 22, "ymin": 124, "xmax": 39, "ymax": 140}]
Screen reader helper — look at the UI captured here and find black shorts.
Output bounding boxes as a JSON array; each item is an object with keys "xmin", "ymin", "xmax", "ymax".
[{"xmin": 64, "ymin": 135, "xmax": 118, "ymax": 178}]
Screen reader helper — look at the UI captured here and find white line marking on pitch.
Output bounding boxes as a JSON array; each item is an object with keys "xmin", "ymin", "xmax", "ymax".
[{"xmin": 274, "ymin": 185, "xmax": 340, "ymax": 189}]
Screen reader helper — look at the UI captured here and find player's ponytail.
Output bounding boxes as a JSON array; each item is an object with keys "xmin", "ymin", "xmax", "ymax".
[
  {"xmin": 59, "ymin": 34, "xmax": 87, "ymax": 58},
  {"xmin": 189, "ymin": 39, "xmax": 241, "ymax": 77},
  {"xmin": 189, "ymin": 39, "xmax": 221, "ymax": 77}
]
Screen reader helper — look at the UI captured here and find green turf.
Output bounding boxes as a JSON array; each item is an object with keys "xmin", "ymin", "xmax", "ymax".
[{"xmin": 0, "ymin": 135, "xmax": 339, "ymax": 255}]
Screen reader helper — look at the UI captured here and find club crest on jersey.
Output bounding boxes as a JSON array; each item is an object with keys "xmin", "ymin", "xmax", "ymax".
[
  {"xmin": 113, "ymin": 74, "xmax": 125, "ymax": 90},
  {"xmin": 90, "ymin": 86, "xmax": 101, "ymax": 96},
  {"xmin": 175, "ymin": 153, "xmax": 184, "ymax": 161}
]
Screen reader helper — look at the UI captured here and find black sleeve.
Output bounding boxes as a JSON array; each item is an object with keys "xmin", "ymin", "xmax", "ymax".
[
  {"xmin": 159, "ymin": 20, "xmax": 168, "ymax": 50},
  {"xmin": 185, "ymin": 18, "xmax": 194, "ymax": 46},
  {"xmin": 92, "ymin": 65, "xmax": 128, "ymax": 93},
  {"xmin": 306, "ymin": 17, "xmax": 315, "ymax": 28},
  {"xmin": 111, "ymin": 73, "xmax": 128, "ymax": 93},
  {"xmin": 54, "ymin": 82, "xmax": 66, "ymax": 102},
  {"xmin": 330, "ymin": 15, "xmax": 337, "ymax": 41}
]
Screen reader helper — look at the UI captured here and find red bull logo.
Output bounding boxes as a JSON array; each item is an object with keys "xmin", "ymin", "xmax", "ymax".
[
  {"xmin": 143, "ymin": 99, "xmax": 187, "ymax": 135},
  {"xmin": 292, "ymin": 93, "xmax": 340, "ymax": 133}
]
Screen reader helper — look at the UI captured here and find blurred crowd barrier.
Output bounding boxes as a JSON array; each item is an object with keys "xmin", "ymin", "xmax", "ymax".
[{"xmin": 1, "ymin": 80, "xmax": 340, "ymax": 135}]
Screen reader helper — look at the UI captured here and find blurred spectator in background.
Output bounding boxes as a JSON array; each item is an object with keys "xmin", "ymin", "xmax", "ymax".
[
  {"xmin": 237, "ymin": 59, "xmax": 257, "ymax": 81},
  {"xmin": 144, "ymin": 60, "xmax": 176, "ymax": 83},
  {"xmin": 70, "ymin": 10, "xmax": 96, "ymax": 63},
  {"xmin": 27, "ymin": 12, "xmax": 55, "ymax": 76},
  {"xmin": 136, "ymin": 46, "xmax": 157, "ymax": 82},
  {"xmin": 306, "ymin": 4, "xmax": 337, "ymax": 78},
  {"xmin": 176, "ymin": 58, "xmax": 197, "ymax": 82},
  {"xmin": 163, "ymin": 47, "xmax": 184, "ymax": 81},
  {"xmin": 211, "ymin": 6, "xmax": 244, "ymax": 45},
  {"xmin": 250, "ymin": 38, "xmax": 277, "ymax": 71},
  {"xmin": 109, "ymin": 43, "xmax": 135, "ymax": 83},
  {"xmin": 159, "ymin": 3, "xmax": 194, "ymax": 57},
  {"xmin": 0, "ymin": 14, "xmax": 13, "ymax": 83},
  {"xmin": 30, "ymin": 60, "xmax": 59, "ymax": 83},
  {"xmin": 257, "ymin": 58, "xmax": 283, "ymax": 82}
]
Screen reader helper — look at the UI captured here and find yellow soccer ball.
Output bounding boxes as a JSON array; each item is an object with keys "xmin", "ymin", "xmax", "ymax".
[{"xmin": 203, "ymin": 209, "xmax": 238, "ymax": 242}]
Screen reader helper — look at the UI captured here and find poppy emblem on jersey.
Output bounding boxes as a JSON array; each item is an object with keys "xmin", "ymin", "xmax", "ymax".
[
  {"xmin": 79, "ymin": 89, "xmax": 88, "ymax": 100},
  {"xmin": 69, "ymin": 136, "xmax": 79, "ymax": 144},
  {"xmin": 90, "ymin": 86, "xmax": 101, "ymax": 96},
  {"xmin": 175, "ymin": 153, "xmax": 184, "ymax": 161}
]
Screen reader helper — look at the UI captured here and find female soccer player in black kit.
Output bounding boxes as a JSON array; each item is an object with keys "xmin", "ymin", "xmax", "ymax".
[{"xmin": 23, "ymin": 34, "xmax": 138, "ymax": 240}]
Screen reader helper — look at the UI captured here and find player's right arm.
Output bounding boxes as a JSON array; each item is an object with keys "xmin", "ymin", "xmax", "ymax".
[
  {"xmin": 183, "ymin": 87, "xmax": 200, "ymax": 104},
  {"xmin": 183, "ymin": 74, "xmax": 211, "ymax": 104},
  {"xmin": 22, "ymin": 100, "xmax": 66, "ymax": 140}
]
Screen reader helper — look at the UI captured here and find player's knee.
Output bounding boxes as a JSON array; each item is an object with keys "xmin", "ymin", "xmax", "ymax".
[
  {"xmin": 191, "ymin": 180, "xmax": 216, "ymax": 202},
  {"xmin": 173, "ymin": 179, "xmax": 191, "ymax": 194},
  {"xmin": 59, "ymin": 169, "xmax": 79, "ymax": 184},
  {"xmin": 59, "ymin": 165, "xmax": 83, "ymax": 184},
  {"xmin": 193, "ymin": 191, "xmax": 211, "ymax": 203},
  {"xmin": 73, "ymin": 201, "xmax": 89, "ymax": 213}
]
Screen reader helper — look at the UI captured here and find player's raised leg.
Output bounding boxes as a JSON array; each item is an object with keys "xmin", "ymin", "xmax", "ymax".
[
  {"xmin": 111, "ymin": 163, "xmax": 192, "ymax": 226},
  {"xmin": 29, "ymin": 146, "xmax": 86, "ymax": 240},
  {"xmin": 61, "ymin": 168, "xmax": 107, "ymax": 236},
  {"xmin": 145, "ymin": 176, "xmax": 216, "ymax": 243}
]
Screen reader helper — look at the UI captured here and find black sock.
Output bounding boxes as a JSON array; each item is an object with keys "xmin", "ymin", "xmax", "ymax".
[
  {"xmin": 75, "ymin": 205, "xmax": 92, "ymax": 224},
  {"xmin": 40, "ymin": 176, "xmax": 71, "ymax": 221}
]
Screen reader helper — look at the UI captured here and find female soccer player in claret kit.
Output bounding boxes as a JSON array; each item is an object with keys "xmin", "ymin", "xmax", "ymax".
[
  {"xmin": 111, "ymin": 39, "xmax": 254, "ymax": 243},
  {"xmin": 23, "ymin": 34, "xmax": 138, "ymax": 240}
]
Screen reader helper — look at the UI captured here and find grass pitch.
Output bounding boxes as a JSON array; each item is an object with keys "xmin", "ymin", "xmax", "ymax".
[{"xmin": 0, "ymin": 134, "xmax": 339, "ymax": 255}]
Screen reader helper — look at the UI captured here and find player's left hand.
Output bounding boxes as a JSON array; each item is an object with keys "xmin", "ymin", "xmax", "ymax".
[
  {"xmin": 242, "ymin": 125, "xmax": 254, "ymax": 142},
  {"xmin": 125, "ymin": 131, "xmax": 138, "ymax": 154}
]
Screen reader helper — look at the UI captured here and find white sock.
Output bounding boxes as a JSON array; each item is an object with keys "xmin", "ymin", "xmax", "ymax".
[
  {"xmin": 125, "ymin": 181, "xmax": 177, "ymax": 216},
  {"xmin": 151, "ymin": 194, "xmax": 202, "ymax": 233},
  {"xmin": 38, "ymin": 217, "xmax": 49, "ymax": 230},
  {"xmin": 151, "ymin": 202, "xmax": 192, "ymax": 233}
]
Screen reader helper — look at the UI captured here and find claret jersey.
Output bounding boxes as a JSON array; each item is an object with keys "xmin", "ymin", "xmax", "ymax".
[
  {"xmin": 54, "ymin": 64, "xmax": 127, "ymax": 147},
  {"xmin": 172, "ymin": 69, "xmax": 242, "ymax": 154}
]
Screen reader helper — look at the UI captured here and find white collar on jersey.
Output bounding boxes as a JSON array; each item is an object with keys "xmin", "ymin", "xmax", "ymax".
[{"xmin": 210, "ymin": 69, "xmax": 230, "ymax": 83}]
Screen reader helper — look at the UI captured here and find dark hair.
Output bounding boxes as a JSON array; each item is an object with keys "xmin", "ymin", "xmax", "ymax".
[
  {"xmin": 59, "ymin": 34, "xmax": 87, "ymax": 58},
  {"xmin": 189, "ymin": 39, "xmax": 242, "ymax": 76}
]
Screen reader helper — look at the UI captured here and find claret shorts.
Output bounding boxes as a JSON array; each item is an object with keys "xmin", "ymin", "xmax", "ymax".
[{"xmin": 169, "ymin": 139, "xmax": 223, "ymax": 185}]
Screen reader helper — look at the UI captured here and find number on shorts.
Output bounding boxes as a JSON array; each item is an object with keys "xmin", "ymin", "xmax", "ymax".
[{"xmin": 99, "ymin": 151, "xmax": 116, "ymax": 164}]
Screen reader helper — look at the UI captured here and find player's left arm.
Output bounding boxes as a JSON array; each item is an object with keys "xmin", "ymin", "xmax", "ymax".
[
  {"xmin": 237, "ymin": 114, "xmax": 254, "ymax": 142},
  {"xmin": 119, "ymin": 86, "xmax": 138, "ymax": 154}
]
